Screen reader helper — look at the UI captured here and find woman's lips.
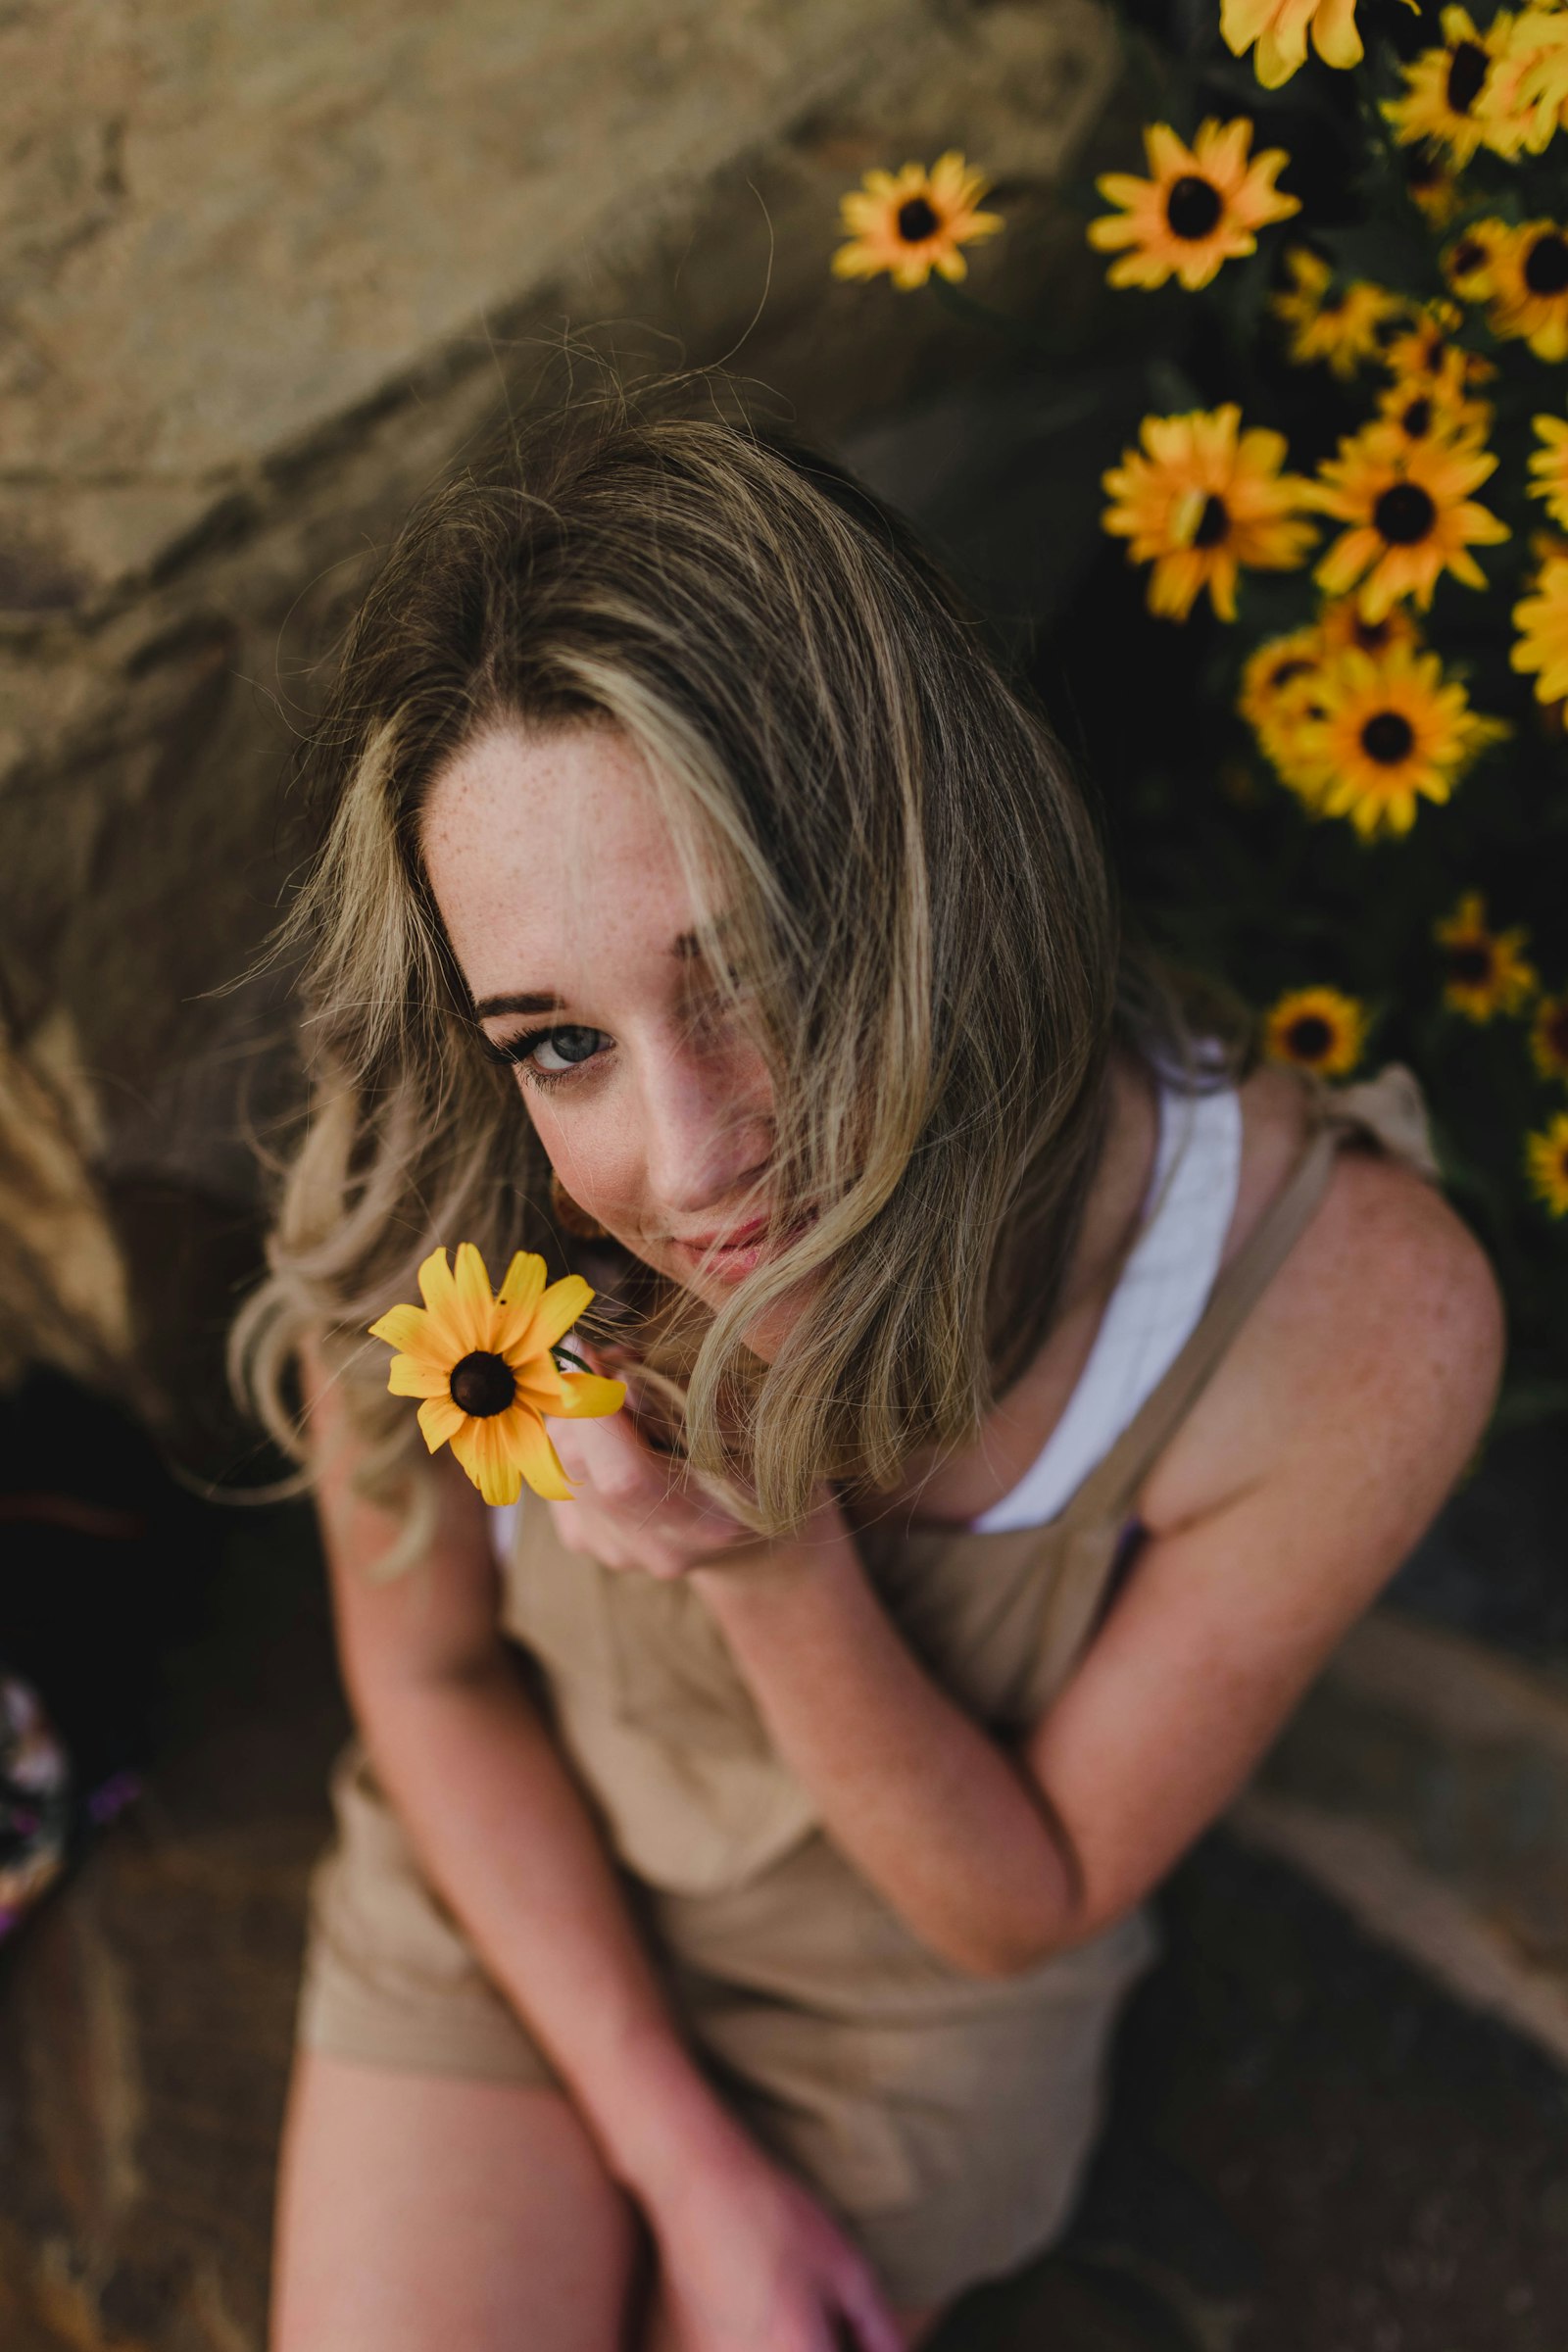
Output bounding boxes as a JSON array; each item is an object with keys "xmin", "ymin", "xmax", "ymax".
[{"xmin": 668, "ymin": 1209, "xmax": 815, "ymax": 1283}]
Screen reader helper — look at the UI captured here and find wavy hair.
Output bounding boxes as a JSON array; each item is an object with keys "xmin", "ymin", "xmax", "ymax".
[{"xmin": 230, "ymin": 375, "xmax": 1246, "ymax": 1569}]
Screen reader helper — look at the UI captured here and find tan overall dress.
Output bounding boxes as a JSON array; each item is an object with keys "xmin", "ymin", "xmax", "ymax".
[{"xmin": 296, "ymin": 1062, "xmax": 1439, "ymax": 2308}]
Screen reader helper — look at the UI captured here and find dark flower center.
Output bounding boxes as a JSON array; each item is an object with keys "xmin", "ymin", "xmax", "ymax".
[
  {"xmin": 1449, "ymin": 239, "xmax": 1485, "ymax": 277},
  {"xmin": 1524, "ymin": 232, "xmax": 1568, "ymax": 296},
  {"xmin": 1373, "ymin": 481, "xmax": 1438, "ymax": 545},
  {"xmin": 1447, "ymin": 942, "xmax": 1494, "ymax": 985},
  {"xmin": 1193, "ymin": 494, "xmax": 1230, "ymax": 548},
  {"xmin": 1354, "ymin": 615, "xmax": 1393, "ymax": 650},
  {"xmin": 1446, "ymin": 41, "xmax": 1490, "ymax": 112},
  {"xmin": 1166, "ymin": 175, "xmax": 1224, "ymax": 240},
  {"xmin": 1401, "ymin": 396, "xmax": 1433, "ymax": 437},
  {"xmin": 897, "ymin": 196, "xmax": 940, "ymax": 244},
  {"xmin": 449, "ymin": 1351, "xmax": 516, "ymax": 1418},
  {"xmin": 1272, "ymin": 658, "xmax": 1313, "ymax": 689},
  {"xmin": 1286, "ymin": 1015, "xmax": 1335, "ymax": 1061},
  {"xmin": 1361, "ymin": 710, "xmax": 1416, "ymax": 764}
]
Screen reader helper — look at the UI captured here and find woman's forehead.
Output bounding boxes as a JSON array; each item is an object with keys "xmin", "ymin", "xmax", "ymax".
[{"xmin": 420, "ymin": 720, "xmax": 714, "ymax": 1001}]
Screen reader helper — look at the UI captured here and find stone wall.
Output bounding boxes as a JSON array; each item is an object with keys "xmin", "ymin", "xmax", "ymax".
[{"xmin": 0, "ymin": 0, "xmax": 1120, "ymax": 1459}]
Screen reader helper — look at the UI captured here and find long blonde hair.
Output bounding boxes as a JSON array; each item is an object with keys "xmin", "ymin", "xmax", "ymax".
[{"xmin": 230, "ymin": 375, "xmax": 1244, "ymax": 1564}]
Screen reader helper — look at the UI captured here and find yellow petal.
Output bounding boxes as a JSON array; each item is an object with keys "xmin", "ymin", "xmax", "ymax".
[
  {"xmin": 497, "ymin": 1251, "xmax": 547, "ymax": 1314},
  {"xmin": 388, "ymin": 1353, "xmax": 451, "ymax": 1398},
  {"xmin": 448, "ymin": 1415, "xmax": 520, "ymax": 1506},
  {"xmin": 417, "ymin": 1393, "xmax": 466, "ymax": 1452},
  {"xmin": 515, "ymin": 1274, "xmax": 595, "ymax": 1360},
  {"xmin": 531, "ymin": 1372, "xmax": 627, "ymax": 1420},
  {"xmin": 452, "ymin": 1242, "xmax": 500, "ymax": 1352},
  {"xmin": 416, "ymin": 1247, "xmax": 469, "ymax": 1355},
  {"xmin": 367, "ymin": 1300, "xmax": 446, "ymax": 1363},
  {"xmin": 496, "ymin": 1403, "xmax": 575, "ymax": 1501}
]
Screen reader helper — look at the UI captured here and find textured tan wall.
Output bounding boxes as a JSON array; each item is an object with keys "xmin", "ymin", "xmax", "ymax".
[{"xmin": 0, "ymin": 0, "xmax": 1119, "ymax": 1446}]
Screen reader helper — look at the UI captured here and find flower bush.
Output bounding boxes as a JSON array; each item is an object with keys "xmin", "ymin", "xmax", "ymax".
[{"xmin": 833, "ymin": 5, "xmax": 1568, "ymax": 1422}]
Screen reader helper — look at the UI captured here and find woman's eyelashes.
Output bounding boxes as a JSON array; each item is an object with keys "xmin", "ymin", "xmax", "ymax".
[{"xmin": 481, "ymin": 1023, "xmax": 612, "ymax": 1087}]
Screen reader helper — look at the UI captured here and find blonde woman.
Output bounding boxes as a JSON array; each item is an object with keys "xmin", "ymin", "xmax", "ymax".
[{"xmin": 238, "ymin": 388, "xmax": 1502, "ymax": 2352}]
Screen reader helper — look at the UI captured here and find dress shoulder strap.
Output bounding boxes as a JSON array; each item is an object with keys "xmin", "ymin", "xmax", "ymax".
[{"xmin": 1054, "ymin": 1058, "xmax": 1440, "ymax": 1536}]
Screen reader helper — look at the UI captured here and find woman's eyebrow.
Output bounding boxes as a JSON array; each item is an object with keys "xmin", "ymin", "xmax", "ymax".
[
  {"xmin": 476, "ymin": 921, "xmax": 725, "ymax": 1013},
  {"xmin": 473, "ymin": 990, "xmax": 560, "ymax": 1018}
]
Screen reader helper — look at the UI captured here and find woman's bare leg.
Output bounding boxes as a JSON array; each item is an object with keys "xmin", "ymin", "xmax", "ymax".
[
  {"xmin": 636, "ymin": 2255, "xmax": 949, "ymax": 2349},
  {"xmin": 270, "ymin": 2047, "xmax": 642, "ymax": 2352}
]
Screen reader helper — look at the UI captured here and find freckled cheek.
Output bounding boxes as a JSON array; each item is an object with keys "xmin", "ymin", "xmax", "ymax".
[{"xmin": 525, "ymin": 1092, "xmax": 648, "ymax": 1234}]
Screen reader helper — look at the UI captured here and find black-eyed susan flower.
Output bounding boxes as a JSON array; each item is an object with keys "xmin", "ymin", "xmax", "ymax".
[
  {"xmin": 1373, "ymin": 363, "xmax": 1493, "ymax": 450},
  {"xmin": 1288, "ymin": 643, "xmax": 1508, "ymax": 838},
  {"xmin": 1529, "ymin": 416, "xmax": 1568, "ymax": 529},
  {"xmin": 1477, "ymin": 7, "xmax": 1568, "ymax": 154},
  {"xmin": 1239, "ymin": 627, "xmax": 1332, "ymax": 805},
  {"xmin": 1524, "ymin": 1109, "xmax": 1568, "ymax": 1215},
  {"xmin": 1443, "ymin": 218, "xmax": 1511, "ymax": 303},
  {"xmin": 1530, "ymin": 990, "xmax": 1568, "ymax": 1081},
  {"xmin": 1512, "ymin": 553, "xmax": 1568, "ymax": 702},
  {"xmin": 1088, "ymin": 117, "xmax": 1298, "ymax": 291},
  {"xmin": 1271, "ymin": 248, "xmax": 1405, "ymax": 377},
  {"xmin": 1102, "ymin": 405, "xmax": 1317, "ymax": 622},
  {"xmin": 1402, "ymin": 147, "xmax": 1463, "ymax": 228},
  {"xmin": 832, "ymin": 153, "xmax": 1003, "ymax": 290},
  {"xmin": 1316, "ymin": 593, "xmax": 1422, "ymax": 659},
  {"xmin": 1383, "ymin": 7, "xmax": 1514, "ymax": 164},
  {"xmin": 1485, "ymin": 220, "xmax": 1568, "ymax": 361},
  {"xmin": 1307, "ymin": 421, "xmax": 1509, "ymax": 619},
  {"xmin": 1433, "ymin": 892, "xmax": 1540, "ymax": 1019},
  {"xmin": 1263, "ymin": 986, "xmax": 1370, "ymax": 1076},
  {"xmin": 368, "ymin": 1245, "xmax": 626, "ymax": 1506},
  {"xmin": 1221, "ymin": 0, "xmax": 1367, "ymax": 85}
]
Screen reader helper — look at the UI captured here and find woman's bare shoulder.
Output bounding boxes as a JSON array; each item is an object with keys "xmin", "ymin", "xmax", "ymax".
[{"xmin": 1141, "ymin": 1058, "xmax": 1505, "ymax": 1541}]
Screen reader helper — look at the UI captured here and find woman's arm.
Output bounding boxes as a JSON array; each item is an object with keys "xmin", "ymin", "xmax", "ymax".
[
  {"xmin": 569, "ymin": 1152, "xmax": 1504, "ymax": 1980},
  {"xmin": 301, "ymin": 1339, "xmax": 751, "ymax": 2203}
]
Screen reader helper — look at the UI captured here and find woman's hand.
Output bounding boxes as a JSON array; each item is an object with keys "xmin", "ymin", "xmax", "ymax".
[
  {"xmin": 546, "ymin": 1348, "xmax": 763, "ymax": 1580},
  {"xmin": 641, "ymin": 2126, "xmax": 904, "ymax": 2352}
]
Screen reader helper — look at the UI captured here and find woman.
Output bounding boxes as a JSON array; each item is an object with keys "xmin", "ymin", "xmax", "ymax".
[{"xmin": 236, "ymin": 384, "xmax": 1503, "ymax": 2352}]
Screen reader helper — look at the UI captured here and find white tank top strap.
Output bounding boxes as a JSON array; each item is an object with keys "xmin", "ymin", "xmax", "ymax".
[{"xmin": 967, "ymin": 1074, "xmax": 1244, "ymax": 1535}]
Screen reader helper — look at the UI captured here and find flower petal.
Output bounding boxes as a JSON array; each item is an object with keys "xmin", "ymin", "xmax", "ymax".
[
  {"xmin": 515, "ymin": 1274, "xmax": 595, "ymax": 1360},
  {"xmin": 417, "ymin": 1393, "xmax": 467, "ymax": 1452},
  {"xmin": 416, "ymin": 1247, "xmax": 470, "ymax": 1356},
  {"xmin": 452, "ymin": 1243, "xmax": 500, "ymax": 1352},
  {"xmin": 368, "ymin": 1301, "xmax": 447, "ymax": 1364},
  {"xmin": 388, "ymin": 1353, "xmax": 452, "ymax": 1398}
]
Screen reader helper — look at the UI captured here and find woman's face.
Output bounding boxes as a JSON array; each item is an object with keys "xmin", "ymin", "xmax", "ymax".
[{"xmin": 422, "ymin": 719, "xmax": 808, "ymax": 1337}]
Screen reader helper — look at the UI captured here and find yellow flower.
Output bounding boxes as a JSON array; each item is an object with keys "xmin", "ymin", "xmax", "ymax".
[
  {"xmin": 1088, "ymin": 118, "xmax": 1298, "ymax": 291},
  {"xmin": 1401, "ymin": 147, "xmax": 1463, "ymax": 228},
  {"xmin": 1529, "ymin": 990, "xmax": 1568, "ymax": 1080},
  {"xmin": 368, "ymin": 1245, "xmax": 626, "ymax": 1506},
  {"xmin": 1432, "ymin": 891, "xmax": 1540, "ymax": 1019},
  {"xmin": 1524, "ymin": 1108, "xmax": 1568, "ymax": 1215},
  {"xmin": 1485, "ymin": 220, "xmax": 1568, "ymax": 361},
  {"xmin": 1316, "ymin": 594, "xmax": 1421, "ymax": 658},
  {"xmin": 1221, "ymin": 0, "xmax": 1366, "ymax": 86},
  {"xmin": 1102, "ymin": 405, "xmax": 1316, "ymax": 622},
  {"xmin": 1239, "ymin": 625, "xmax": 1331, "ymax": 804},
  {"xmin": 1307, "ymin": 421, "xmax": 1509, "ymax": 619},
  {"xmin": 1271, "ymin": 248, "xmax": 1405, "ymax": 377},
  {"xmin": 1443, "ymin": 218, "xmax": 1511, "ymax": 303},
  {"xmin": 1383, "ymin": 7, "xmax": 1514, "ymax": 165},
  {"xmin": 1263, "ymin": 986, "xmax": 1370, "ymax": 1076},
  {"xmin": 1373, "ymin": 361, "xmax": 1493, "ymax": 451},
  {"xmin": 1476, "ymin": 7, "xmax": 1568, "ymax": 154},
  {"xmin": 1529, "ymin": 415, "xmax": 1568, "ymax": 529},
  {"xmin": 1289, "ymin": 642, "xmax": 1508, "ymax": 838},
  {"xmin": 832, "ymin": 153, "xmax": 1003, "ymax": 290},
  {"xmin": 1512, "ymin": 553, "xmax": 1568, "ymax": 702}
]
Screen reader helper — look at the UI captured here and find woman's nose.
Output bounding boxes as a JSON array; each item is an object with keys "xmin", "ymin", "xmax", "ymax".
[{"xmin": 641, "ymin": 1036, "xmax": 773, "ymax": 1218}]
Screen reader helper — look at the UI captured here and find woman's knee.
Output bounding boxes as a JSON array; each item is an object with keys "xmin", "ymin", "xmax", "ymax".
[{"xmin": 270, "ymin": 2046, "xmax": 642, "ymax": 2352}]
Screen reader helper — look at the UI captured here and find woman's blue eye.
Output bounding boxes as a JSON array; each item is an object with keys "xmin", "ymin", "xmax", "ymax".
[
  {"xmin": 530, "ymin": 1025, "xmax": 606, "ymax": 1073},
  {"xmin": 480, "ymin": 1022, "xmax": 611, "ymax": 1081}
]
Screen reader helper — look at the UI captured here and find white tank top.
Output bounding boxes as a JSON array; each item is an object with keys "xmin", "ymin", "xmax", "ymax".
[{"xmin": 487, "ymin": 1070, "xmax": 1243, "ymax": 1556}]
